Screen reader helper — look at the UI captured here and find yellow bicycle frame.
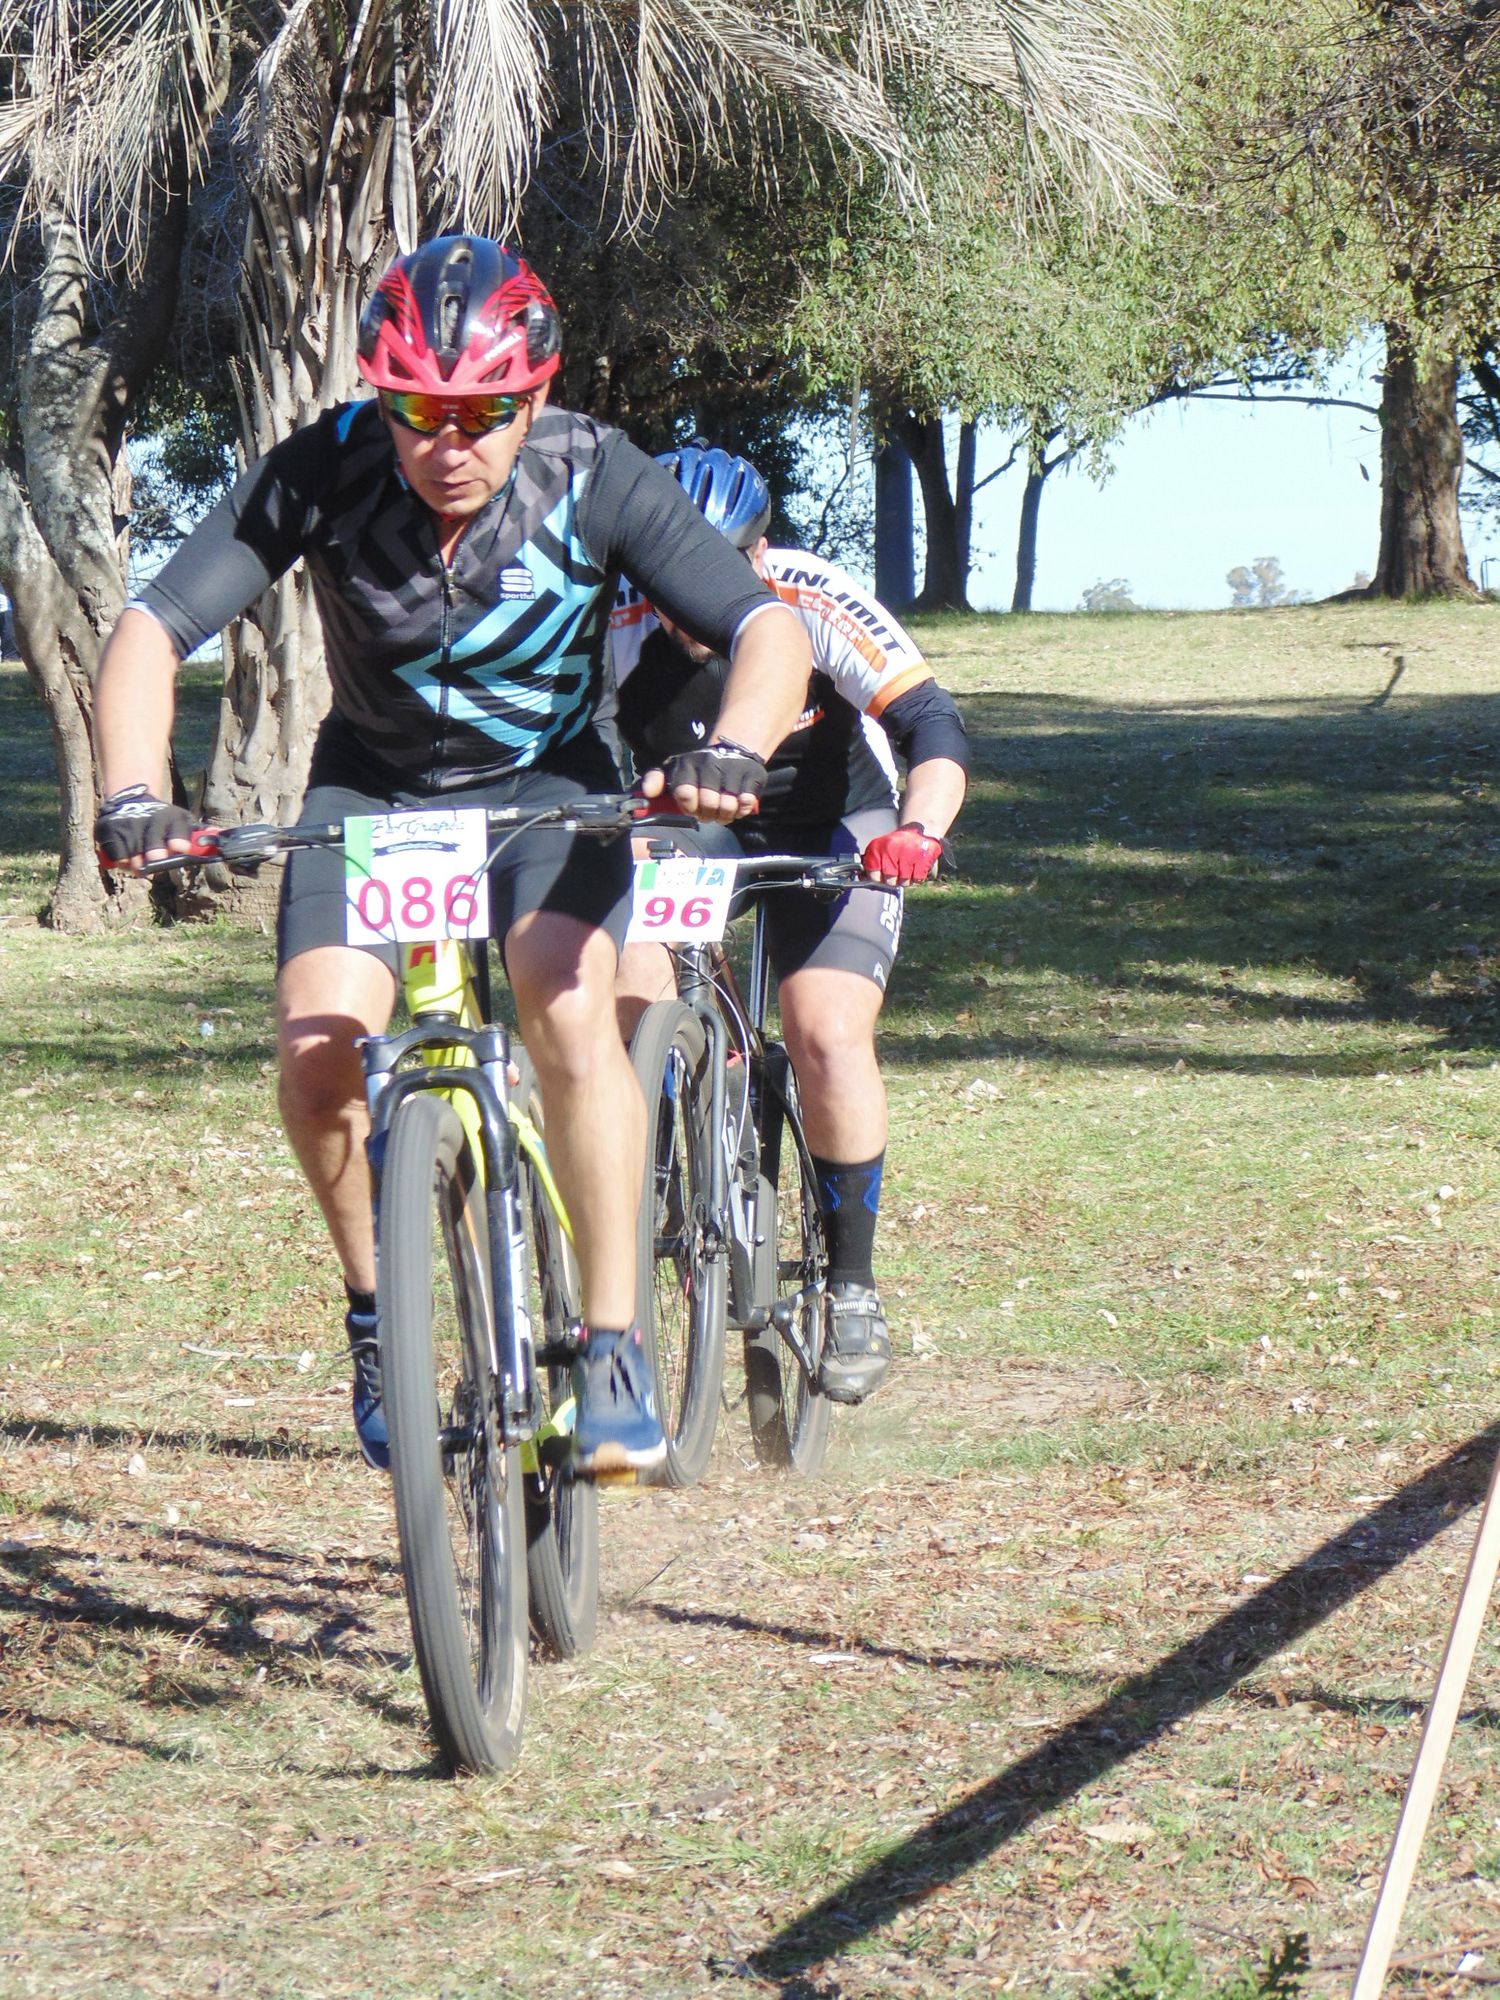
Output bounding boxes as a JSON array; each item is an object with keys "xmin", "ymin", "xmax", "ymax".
[{"xmin": 399, "ymin": 936, "xmax": 575, "ymax": 1467}]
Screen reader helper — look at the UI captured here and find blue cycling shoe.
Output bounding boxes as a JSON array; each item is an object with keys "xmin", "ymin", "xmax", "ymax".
[
  {"xmin": 346, "ymin": 1302, "xmax": 389, "ymax": 1471},
  {"xmin": 570, "ymin": 1325, "xmax": 666, "ymax": 1483}
]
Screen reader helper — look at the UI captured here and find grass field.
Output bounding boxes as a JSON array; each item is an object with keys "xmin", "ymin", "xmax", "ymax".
[{"xmin": 3, "ymin": 600, "xmax": 1500, "ymax": 1997}]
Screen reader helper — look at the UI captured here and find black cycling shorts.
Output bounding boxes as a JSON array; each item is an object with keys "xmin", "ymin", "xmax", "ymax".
[
  {"xmin": 276, "ymin": 739, "xmax": 634, "ymax": 975},
  {"xmin": 650, "ymin": 807, "xmax": 902, "ymax": 991}
]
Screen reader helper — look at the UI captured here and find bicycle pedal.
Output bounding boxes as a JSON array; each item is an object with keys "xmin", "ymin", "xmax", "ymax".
[{"xmin": 587, "ymin": 1465, "xmax": 648, "ymax": 1493}]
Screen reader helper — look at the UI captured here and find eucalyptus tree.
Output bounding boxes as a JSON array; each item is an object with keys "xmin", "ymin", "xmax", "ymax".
[
  {"xmin": 1217, "ymin": 0, "xmax": 1500, "ymax": 597},
  {"xmin": 2, "ymin": 0, "xmax": 1177, "ymax": 929}
]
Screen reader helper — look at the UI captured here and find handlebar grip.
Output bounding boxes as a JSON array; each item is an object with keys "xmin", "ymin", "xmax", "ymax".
[{"xmin": 97, "ymin": 826, "xmax": 223, "ymax": 873}]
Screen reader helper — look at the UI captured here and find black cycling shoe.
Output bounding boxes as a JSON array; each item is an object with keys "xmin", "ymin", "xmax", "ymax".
[
  {"xmin": 817, "ymin": 1283, "xmax": 892, "ymax": 1405},
  {"xmin": 347, "ymin": 1307, "xmax": 389, "ymax": 1472}
]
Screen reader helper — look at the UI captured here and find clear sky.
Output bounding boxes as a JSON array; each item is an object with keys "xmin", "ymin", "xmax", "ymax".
[{"xmin": 949, "ymin": 347, "xmax": 1500, "ymax": 614}]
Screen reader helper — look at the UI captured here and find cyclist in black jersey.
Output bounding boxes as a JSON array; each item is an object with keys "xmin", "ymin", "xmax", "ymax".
[
  {"xmin": 612, "ymin": 445, "xmax": 968, "ymax": 1404},
  {"xmin": 92, "ymin": 240, "xmax": 812, "ymax": 1481}
]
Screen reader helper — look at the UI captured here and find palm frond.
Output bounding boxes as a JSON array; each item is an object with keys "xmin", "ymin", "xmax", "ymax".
[
  {"xmin": 0, "ymin": 0, "xmax": 226, "ymax": 271},
  {"xmin": 418, "ymin": 0, "xmax": 552, "ymax": 236},
  {"xmin": 237, "ymin": 0, "xmax": 320, "ymax": 188},
  {"xmin": 559, "ymin": 0, "xmax": 924, "ymax": 227}
]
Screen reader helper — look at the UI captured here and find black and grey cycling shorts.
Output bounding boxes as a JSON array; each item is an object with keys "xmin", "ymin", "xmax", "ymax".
[
  {"xmin": 654, "ymin": 806, "xmax": 903, "ymax": 992},
  {"xmin": 276, "ymin": 745, "xmax": 634, "ymax": 976}
]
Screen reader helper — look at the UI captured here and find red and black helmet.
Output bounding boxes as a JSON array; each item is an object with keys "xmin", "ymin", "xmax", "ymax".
[{"xmin": 356, "ymin": 235, "xmax": 562, "ymax": 396}]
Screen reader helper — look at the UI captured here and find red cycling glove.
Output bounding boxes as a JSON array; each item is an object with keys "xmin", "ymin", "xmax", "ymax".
[{"xmin": 861, "ymin": 822, "xmax": 948, "ymax": 884}]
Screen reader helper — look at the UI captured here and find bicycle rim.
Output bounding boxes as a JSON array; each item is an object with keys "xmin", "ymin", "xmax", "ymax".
[
  {"xmin": 511, "ymin": 1055, "xmax": 599, "ymax": 1659},
  {"xmin": 744, "ymin": 1056, "xmax": 831, "ymax": 1477},
  {"xmin": 630, "ymin": 999, "xmax": 727, "ymax": 1487},
  {"xmin": 380, "ymin": 1093, "xmax": 528, "ymax": 1774}
]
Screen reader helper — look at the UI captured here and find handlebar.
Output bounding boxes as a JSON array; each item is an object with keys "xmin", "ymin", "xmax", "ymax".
[
  {"xmin": 125, "ymin": 794, "xmax": 696, "ymax": 875},
  {"xmin": 726, "ymin": 853, "xmax": 896, "ymax": 895}
]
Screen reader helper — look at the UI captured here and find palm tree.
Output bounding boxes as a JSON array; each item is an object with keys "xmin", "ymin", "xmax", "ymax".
[{"xmin": 0, "ymin": 0, "xmax": 1170, "ymax": 926}]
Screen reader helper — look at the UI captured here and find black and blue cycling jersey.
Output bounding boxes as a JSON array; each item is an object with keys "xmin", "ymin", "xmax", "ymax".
[{"xmin": 131, "ymin": 401, "xmax": 772, "ymax": 792}]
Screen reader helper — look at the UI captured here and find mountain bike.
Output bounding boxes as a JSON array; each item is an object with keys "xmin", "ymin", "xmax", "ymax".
[
  {"xmin": 153, "ymin": 794, "xmax": 672, "ymax": 1773},
  {"xmin": 629, "ymin": 852, "xmax": 898, "ymax": 1483}
]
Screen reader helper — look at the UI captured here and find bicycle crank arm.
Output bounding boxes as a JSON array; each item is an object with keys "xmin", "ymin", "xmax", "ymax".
[{"xmin": 769, "ymin": 1288, "xmax": 822, "ymax": 1385}]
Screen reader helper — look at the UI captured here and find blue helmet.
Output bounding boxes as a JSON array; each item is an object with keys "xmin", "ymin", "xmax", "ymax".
[{"xmin": 657, "ymin": 443, "xmax": 771, "ymax": 549}]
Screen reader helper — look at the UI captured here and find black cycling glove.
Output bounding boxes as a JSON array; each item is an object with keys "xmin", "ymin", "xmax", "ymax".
[
  {"xmin": 660, "ymin": 739, "xmax": 768, "ymax": 804},
  {"xmin": 94, "ymin": 784, "xmax": 193, "ymax": 864}
]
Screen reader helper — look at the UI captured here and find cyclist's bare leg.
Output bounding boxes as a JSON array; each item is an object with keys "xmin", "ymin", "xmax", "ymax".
[
  {"xmin": 775, "ymin": 966, "xmax": 887, "ymax": 1161},
  {"xmin": 507, "ymin": 910, "xmax": 644, "ymax": 1329},
  {"xmin": 276, "ymin": 946, "xmax": 398, "ymax": 1294},
  {"xmin": 777, "ymin": 965, "xmax": 892, "ymax": 1401},
  {"xmin": 614, "ymin": 939, "xmax": 677, "ymax": 1044}
]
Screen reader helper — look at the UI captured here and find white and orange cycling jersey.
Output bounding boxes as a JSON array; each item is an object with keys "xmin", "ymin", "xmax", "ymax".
[{"xmin": 611, "ymin": 548, "xmax": 952, "ymax": 823}]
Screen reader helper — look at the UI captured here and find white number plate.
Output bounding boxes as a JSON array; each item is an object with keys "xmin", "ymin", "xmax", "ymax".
[
  {"xmin": 626, "ymin": 857, "xmax": 735, "ymax": 943},
  {"xmin": 344, "ymin": 809, "xmax": 491, "ymax": 944}
]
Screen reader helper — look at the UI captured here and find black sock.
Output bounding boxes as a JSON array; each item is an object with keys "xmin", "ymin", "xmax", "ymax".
[
  {"xmin": 810, "ymin": 1152, "xmax": 884, "ymax": 1289},
  {"xmin": 345, "ymin": 1280, "xmax": 376, "ymax": 1330}
]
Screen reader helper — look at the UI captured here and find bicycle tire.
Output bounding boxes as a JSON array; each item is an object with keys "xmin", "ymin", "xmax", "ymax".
[
  {"xmin": 511, "ymin": 1054, "xmax": 599, "ymax": 1659},
  {"xmin": 380, "ymin": 1092, "xmax": 528, "ymax": 1774},
  {"xmin": 743, "ymin": 1050, "xmax": 832, "ymax": 1476},
  {"xmin": 629, "ymin": 998, "xmax": 727, "ymax": 1487}
]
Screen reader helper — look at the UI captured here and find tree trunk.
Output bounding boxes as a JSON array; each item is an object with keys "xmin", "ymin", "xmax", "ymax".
[
  {"xmin": 196, "ymin": 114, "xmax": 396, "ymax": 915},
  {"xmin": 874, "ymin": 444, "xmax": 916, "ymax": 608},
  {"xmin": 0, "ymin": 467, "xmax": 129, "ymax": 932},
  {"xmin": 1011, "ymin": 420, "xmax": 1076, "ymax": 615},
  {"xmin": 1012, "ymin": 437, "xmax": 1047, "ymax": 614},
  {"xmin": 955, "ymin": 418, "xmax": 978, "ymax": 594},
  {"xmin": 896, "ymin": 413, "xmax": 969, "ymax": 612},
  {"xmin": 1, "ymin": 204, "xmax": 187, "ymax": 930},
  {"xmin": 1372, "ymin": 321, "xmax": 1479, "ymax": 600}
]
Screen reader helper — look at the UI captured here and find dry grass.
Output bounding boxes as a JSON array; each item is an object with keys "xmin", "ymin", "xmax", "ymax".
[{"xmin": 4, "ymin": 599, "xmax": 1500, "ymax": 1996}]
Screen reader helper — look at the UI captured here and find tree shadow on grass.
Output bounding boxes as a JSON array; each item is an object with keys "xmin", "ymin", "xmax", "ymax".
[
  {"xmin": 0, "ymin": 1526, "xmax": 445, "ymax": 1772},
  {"xmin": 884, "ymin": 688, "xmax": 1500, "ymax": 1066},
  {"xmin": 643, "ymin": 1601, "xmax": 1111, "ymax": 1694},
  {"xmin": 1, "ymin": 1413, "xmax": 353, "ymax": 1463},
  {"xmin": 746, "ymin": 1422, "xmax": 1500, "ymax": 1989}
]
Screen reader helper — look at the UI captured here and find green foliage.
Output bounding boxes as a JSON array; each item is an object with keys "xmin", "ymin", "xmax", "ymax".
[
  {"xmin": 1086, "ymin": 1919, "xmax": 1310, "ymax": 2000},
  {"xmin": 1081, "ymin": 578, "xmax": 1141, "ymax": 611},
  {"xmin": 129, "ymin": 382, "xmax": 237, "ymax": 564},
  {"xmin": 1226, "ymin": 557, "xmax": 1299, "ymax": 608}
]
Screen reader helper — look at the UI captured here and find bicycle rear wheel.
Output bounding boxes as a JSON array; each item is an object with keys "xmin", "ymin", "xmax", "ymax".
[
  {"xmin": 630, "ymin": 999, "xmax": 727, "ymax": 1487},
  {"xmin": 380, "ymin": 1092, "xmax": 528, "ymax": 1774},
  {"xmin": 743, "ymin": 1049, "xmax": 832, "ymax": 1476},
  {"xmin": 511, "ymin": 1054, "xmax": 599, "ymax": 1659}
]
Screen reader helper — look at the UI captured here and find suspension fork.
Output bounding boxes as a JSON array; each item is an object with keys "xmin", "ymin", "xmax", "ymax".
[{"xmin": 361, "ymin": 1021, "xmax": 539, "ymax": 1446}]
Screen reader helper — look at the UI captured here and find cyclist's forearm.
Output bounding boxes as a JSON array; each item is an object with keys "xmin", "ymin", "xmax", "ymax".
[
  {"xmin": 96, "ymin": 609, "xmax": 182, "ymax": 797},
  {"xmin": 899, "ymin": 756, "xmax": 967, "ymax": 839},
  {"xmin": 713, "ymin": 604, "xmax": 811, "ymax": 756}
]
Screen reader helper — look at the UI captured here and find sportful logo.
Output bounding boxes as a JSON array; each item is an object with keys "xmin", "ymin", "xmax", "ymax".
[{"xmin": 394, "ymin": 485, "xmax": 603, "ymax": 757}]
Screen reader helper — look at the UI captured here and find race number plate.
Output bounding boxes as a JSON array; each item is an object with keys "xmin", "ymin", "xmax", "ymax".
[
  {"xmin": 626, "ymin": 856, "xmax": 735, "ymax": 943},
  {"xmin": 343, "ymin": 809, "xmax": 491, "ymax": 945}
]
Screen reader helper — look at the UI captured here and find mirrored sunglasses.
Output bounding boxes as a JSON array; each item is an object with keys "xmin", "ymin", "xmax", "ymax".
[{"xmin": 381, "ymin": 390, "xmax": 526, "ymax": 437}]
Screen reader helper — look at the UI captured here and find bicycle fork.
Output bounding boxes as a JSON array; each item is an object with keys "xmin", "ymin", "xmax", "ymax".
[{"xmin": 361, "ymin": 1021, "xmax": 540, "ymax": 1447}]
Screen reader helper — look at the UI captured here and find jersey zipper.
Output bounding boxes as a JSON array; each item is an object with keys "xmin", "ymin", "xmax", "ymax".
[
  {"xmin": 430, "ymin": 551, "xmax": 454, "ymax": 788},
  {"xmin": 425, "ymin": 468, "xmax": 519, "ymax": 789}
]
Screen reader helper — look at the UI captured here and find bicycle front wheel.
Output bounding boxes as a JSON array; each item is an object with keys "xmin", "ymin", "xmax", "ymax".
[
  {"xmin": 743, "ymin": 1049, "xmax": 832, "ymax": 1477},
  {"xmin": 379, "ymin": 1092, "xmax": 528, "ymax": 1774},
  {"xmin": 630, "ymin": 999, "xmax": 727, "ymax": 1487},
  {"xmin": 511, "ymin": 1054, "xmax": 599, "ymax": 1660}
]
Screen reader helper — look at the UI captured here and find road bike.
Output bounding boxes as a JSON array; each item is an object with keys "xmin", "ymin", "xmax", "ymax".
[
  {"xmin": 630, "ymin": 852, "xmax": 898, "ymax": 1483},
  {"xmin": 155, "ymin": 794, "xmax": 670, "ymax": 1773}
]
